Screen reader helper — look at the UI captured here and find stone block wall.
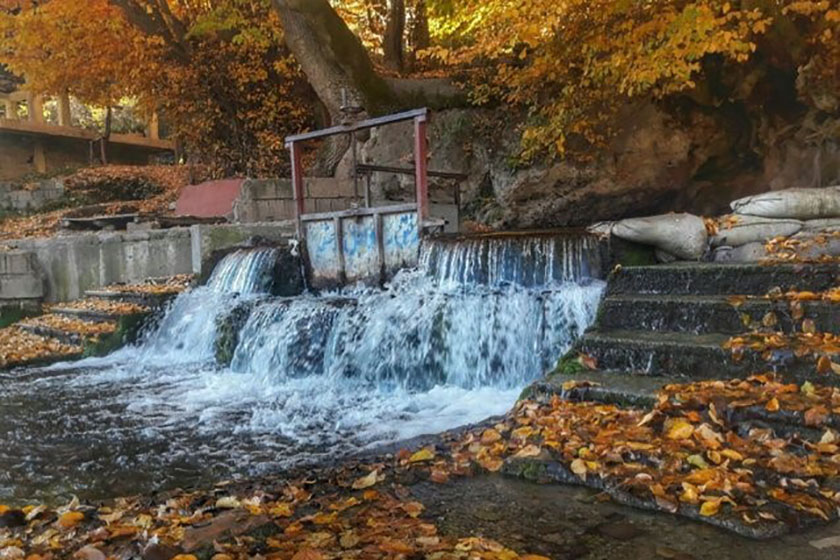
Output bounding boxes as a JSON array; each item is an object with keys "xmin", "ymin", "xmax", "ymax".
[
  {"xmin": 0, "ymin": 179, "xmax": 64, "ymax": 212},
  {"xmin": 232, "ymin": 178, "xmax": 362, "ymax": 223}
]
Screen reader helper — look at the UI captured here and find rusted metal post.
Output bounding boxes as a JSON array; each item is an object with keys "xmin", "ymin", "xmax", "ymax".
[
  {"xmin": 414, "ymin": 113, "xmax": 429, "ymax": 235},
  {"xmin": 289, "ymin": 140, "xmax": 306, "ymax": 237}
]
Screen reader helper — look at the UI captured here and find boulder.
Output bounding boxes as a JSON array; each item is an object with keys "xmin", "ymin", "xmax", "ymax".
[
  {"xmin": 611, "ymin": 213, "xmax": 708, "ymax": 260},
  {"xmin": 711, "ymin": 215, "xmax": 803, "ymax": 247},
  {"xmin": 731, "ymin": 186, "xmax": 840, "ymax": 220}
]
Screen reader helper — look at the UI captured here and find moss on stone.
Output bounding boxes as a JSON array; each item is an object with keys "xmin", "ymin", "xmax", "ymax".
[
  {"xmin": 83, "ymin": 313, "xmax": 146, "ymax": 357},
  {"xmin": 552, "ymin": 351, "xmax": 587, "ymax": 376},
  {"xmin": 0, "ymin": 304, "xmax": 39, "ymax": 329}
]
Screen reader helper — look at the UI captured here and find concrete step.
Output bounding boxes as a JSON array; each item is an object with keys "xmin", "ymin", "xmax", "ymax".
[
  {"xmin": 50, "ymin": 306, "xmax": 130, "ymax": 323},
  {"xmin": 598, "ymin": 295, "xmax": 840, "ymax": 335},
  {"xmin": 578, "ymin": 329, "xmax": 832, "ymax": 383},
  {"xmin": 607, "ymin": 263, "xmax": 840, "ymax": 297},
  {"xmin": 524, "ymin": 369, "xmax": 674, "ymax": 408},
  {"xmin": 524, "ymin": 370, "xmax": 832, "ymax": 437},
  {"xmin": 16, "ymin": 324, "xmax": 86, "ymax": 346},
  {"xmin": 83, "ymin": 289, "xmax": 173, "ymax": 306}
]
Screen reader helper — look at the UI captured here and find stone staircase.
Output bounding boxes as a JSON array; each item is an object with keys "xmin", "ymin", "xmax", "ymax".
[
  {"xmin": 1, "ymin": 277, "xmax": 188, "ymax": 370},
  {"xmin": 529, "ymin": 262, "xmax": 840, "ymax": 404}
]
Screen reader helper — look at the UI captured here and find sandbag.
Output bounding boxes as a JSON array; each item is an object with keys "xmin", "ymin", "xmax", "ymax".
[
  {"xmin": 803, "ymin": 218, "xmax": 840, "ymax": 233},
  {"xmin": 712, "ymin": 242, "xmax": 769, "ymax": 263},
  {"xmin": 586, "ymin": 221, "xmax": 614, "ymax": 237},
  {"xmin": 655, "ymin": 248, "xmax": 679, "ymax": 264},
  {"xmin": 731, "ymin": 186, "xmax": 840, "ymax": 219},
  {"xmin": 611, "ymin": 213, "xmax": 707, "ymax": 260},
  {"xmin": 710, "ymin": 215, "xmax": 802, "ymax": 247}
]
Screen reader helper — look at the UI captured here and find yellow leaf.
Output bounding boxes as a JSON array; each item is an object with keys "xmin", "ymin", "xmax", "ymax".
[
  {"xmin": 408, "ymin": 448, "xmax": 435, "ymax": 463},
  {"xmin": 570, "ymin": 458, "xmax": 587, "ymax": 479},
  {"xmin": 765, "ymin": 397, "xmax": 780, "ymax": 412},
  {"xmin": 699, "ymin": 499, "xmax": 721, "ymax": 517},
  {"xmin": 351, "ymin": 470, "xmax": 379, "ymax": 490},
  {"xmin": 666, "ymin": 418, "xmax": 694, "ymax": 440}
]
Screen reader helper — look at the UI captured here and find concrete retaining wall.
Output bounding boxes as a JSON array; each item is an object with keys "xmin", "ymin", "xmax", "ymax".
[
  {"xmin": 190, "ymin": 221, "xmax": 296, "ymax": 275},
  {"xmin": 0, "ymin": 222, "xmax": 297, "ymax": 303},
  {"xmin": 11, "ymin": 229, "xmax": 193, "ymax": 302}
]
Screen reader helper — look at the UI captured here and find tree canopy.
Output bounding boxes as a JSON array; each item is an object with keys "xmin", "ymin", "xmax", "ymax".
[{"xmin": 1, "ymin": 0, "xmax": 838, "ymax": 171}]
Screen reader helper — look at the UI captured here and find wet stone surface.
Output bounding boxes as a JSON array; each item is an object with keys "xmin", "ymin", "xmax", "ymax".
[{"xmin": 410, "ymin": 475, "xmax": 840, "ymax": 560}]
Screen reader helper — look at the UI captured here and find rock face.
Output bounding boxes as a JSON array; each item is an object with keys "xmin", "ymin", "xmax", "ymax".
[{"xmin": 353, "ymin": 102, "xmax": 840, "ymax": 230}]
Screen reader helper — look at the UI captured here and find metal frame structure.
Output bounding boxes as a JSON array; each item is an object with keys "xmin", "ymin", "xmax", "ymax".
[{"xmin": 285, "ymin": 108, "xmax": 430, "ymax": 237}]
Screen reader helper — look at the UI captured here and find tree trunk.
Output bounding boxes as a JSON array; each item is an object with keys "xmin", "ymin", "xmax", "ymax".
[
  {"xmin": 407, "ymin": 0, "xmax": 429, "ymax": 72},
  {"xmin": 384, "ymin": 0, "xmax": 405, "ymax": 73},
  {"xmin": 271, "ymin": 0, "xmax": 396, "ymax": 122}
]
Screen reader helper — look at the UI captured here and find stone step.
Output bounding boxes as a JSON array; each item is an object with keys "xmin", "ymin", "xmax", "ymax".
[
  {"xmin": 578, "ymin": 329, "xmax": 831, "ymax": 383},
  {"xmin": 598, "ymin": 295, "xmax": 840, "ymax": 335},
  {"xmin": 607, "ymin": 263, "xmax": 840, "ymax": 297},
  {"xmin": 524, "ymin": 370, "xmax": 829, "ymax": 439},
  {"xmin": 49, "ymin": 306, "xmax": 128, "ymax": 323},
  {"xmin": 524, "ymin": 369, "xmax": 673, "ymax": 408},
  {"xmin": 83, "ymin": 289, "xmax": 173, "ymax": 306},
  {"xmin": 16, "ymin": 324, "xmax": 86, "ymax": 346}
]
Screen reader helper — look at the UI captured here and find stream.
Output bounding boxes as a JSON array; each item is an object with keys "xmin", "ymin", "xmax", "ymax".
[{"xmin": 0, "ymin": 234, "xmax": 605, "ymax": 504}]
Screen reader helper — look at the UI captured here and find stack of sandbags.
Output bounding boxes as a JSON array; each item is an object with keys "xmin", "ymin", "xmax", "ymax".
[
  {"xmin": 592, "ymin": 213, "xmax": 708, "ymax": 262},
  {"xmin": 714, "ymin": 186, "xmax": 840, "ymax": 262}
]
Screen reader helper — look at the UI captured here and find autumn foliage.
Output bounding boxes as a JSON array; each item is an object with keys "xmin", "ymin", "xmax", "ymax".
[
  {"xmin": 428, "ymin": 0, "xmax": 840, "ymax": 159},
  {"xmin": 0, "ymin": 0, "xmax": 314, "ymax": 175},
  {"xmin": 2, "ymin": 0, "xmax": 839, "ymax": 168}
]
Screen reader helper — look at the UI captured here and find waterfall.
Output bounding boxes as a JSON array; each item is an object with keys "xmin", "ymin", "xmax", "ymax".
[
  {"xmin": 420, "ymin": 234, "xmax": 601, "ymax": 287},
  {"xmin": 228, "ymin": 234, "xmax": 604, "ymax": 389},
  {"xmin": 206, "ymin": 248, "xmax": 280, "ymax": 294},
  {"xmin": 138, "ymin": 248, "xmax": 279, "ymax": 364},
  {"xmin": 1, "ymin": 234, "xmax": 606, "ymax": 502}
]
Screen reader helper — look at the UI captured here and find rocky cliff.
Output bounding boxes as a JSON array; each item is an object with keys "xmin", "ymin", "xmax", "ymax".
[{"xmin": 350, "ymin": 83, "xmax": 840, "ymax": 230}]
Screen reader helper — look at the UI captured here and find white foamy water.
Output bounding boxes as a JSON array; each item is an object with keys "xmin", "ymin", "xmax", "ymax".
[{"xmin": 0, "ymin": 237, "xmax": 604, "ymax": 503}]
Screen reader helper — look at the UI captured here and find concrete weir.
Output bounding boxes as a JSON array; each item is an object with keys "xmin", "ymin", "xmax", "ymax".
[{"xmin": 0, "ymin": 221, "xmax": 295, "ymax": 304}]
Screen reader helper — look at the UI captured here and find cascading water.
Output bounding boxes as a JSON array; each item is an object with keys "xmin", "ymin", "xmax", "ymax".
[
  {"xmin": 0, "ymin": 235, "xmax": 605, "ymax": 504},
  {"xmin": 139, "ymin": 248, "xmax": 279, "ymax": 363}
]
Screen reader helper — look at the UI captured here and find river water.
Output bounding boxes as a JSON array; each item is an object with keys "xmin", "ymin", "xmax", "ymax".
[{"xmin": 0, "ymin": 235, "xmax": 605, "ymax": 504}]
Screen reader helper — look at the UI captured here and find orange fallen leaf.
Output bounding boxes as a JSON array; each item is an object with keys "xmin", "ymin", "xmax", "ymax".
[{"xmin": 58, "ymin": 511, "xmax": 84, "ymax": 529}]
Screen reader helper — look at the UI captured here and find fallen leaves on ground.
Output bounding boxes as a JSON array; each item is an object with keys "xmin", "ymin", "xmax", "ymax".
[
  {"xmin": 101, "ymin": 274, "xmax": 193, "ymax": 296},
  {"xmin": 0, "ymin": 165, "xmax": 210, "ymax": 242},
  {"xmin": 723, "ymin": 284, "xmax": 840, "ymax": 375},
  {"xmin": 762, "ymin": 232, "xmax": 840, "ymax": 264},
  {"xmin": 19, "ymin": 314, "xmax": 116, "ymax": 338},
  {"xmin": 49, "ymin": 299, "xmax": 149, "ymax": 316},
  {"xmin": 4, "ymin": 376, "xmax": 840, "ymax": 557},
  {"xmin": 0, "ymin": 327, "xmax": 82, "ymax": 369}
]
